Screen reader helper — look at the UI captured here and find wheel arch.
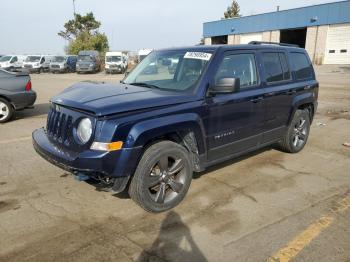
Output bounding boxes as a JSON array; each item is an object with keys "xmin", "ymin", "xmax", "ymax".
[
  {"xmin": 288, "ymin": 93, "xmax": 316, "ymax": 125},
  {"xmin": 125, "ymin": 114, "xmax": 206, "ymax": 171}
]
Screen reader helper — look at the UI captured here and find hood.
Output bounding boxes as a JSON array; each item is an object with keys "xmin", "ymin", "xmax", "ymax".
[{"xmin": 51, "ymin": 82, "xmax": 197, "ymax": 116}]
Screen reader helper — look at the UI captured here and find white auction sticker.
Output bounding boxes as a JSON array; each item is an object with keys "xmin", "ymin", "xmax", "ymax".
[{"xmin": 184, "ymin": 52, "xmax": 212, "ymax": 61}]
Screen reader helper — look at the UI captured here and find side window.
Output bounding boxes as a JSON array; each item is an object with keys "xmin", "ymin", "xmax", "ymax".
[
  {"xmin": 215, "ymin": 53, "xmax": 258, "ymax": 90},
  {"xmin": 262, "ymin": 52, "xmax": 288, "ymax": 83},
  {"xmin": 290, "ymin": 52, "xmax": 313, "ymax": 80},
  {"xmin": 279, "ymin": 53, "xmax": 291, "ymax": 80}
]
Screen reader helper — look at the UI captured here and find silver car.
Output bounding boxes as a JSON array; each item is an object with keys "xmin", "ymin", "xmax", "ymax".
[{"xmin": 0, "ymin": 69, "xmax": 36, "ymax": 123}]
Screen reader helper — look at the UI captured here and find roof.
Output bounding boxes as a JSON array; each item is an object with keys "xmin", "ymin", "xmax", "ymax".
[
  {"xmin": 203, "ymin": 0, "xmax": 350, "ymax": 37},
  {"xmin": 158, "ymin": 44, "xmax": 304, "ymax": 53}
]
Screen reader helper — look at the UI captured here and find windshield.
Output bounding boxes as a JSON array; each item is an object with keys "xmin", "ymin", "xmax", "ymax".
[
  {"xmin": 124, "ymin": 50, "xmax": 212, "ymax": 92},
  {"xmin": 0, "ymin": 56, "xmax": 12, "ymax": 62},
  {"xmin": 26, "ymin": 56, "xmax": 41, "ymax": 62},
  {"xmin": 78, "ymin": 55, "xmax": 94, "ymax": 62},
  {"xmin": 106, "ymin": 56, "xmax": 121, "ymax": 63},
  {"xmin": 52, "ymin": 56, "xmax": 66, "ymax": 63}
]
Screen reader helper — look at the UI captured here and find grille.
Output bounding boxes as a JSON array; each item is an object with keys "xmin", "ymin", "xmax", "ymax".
[
  {"xmin": 46, "ymin": 107, "xmax": 73, "ymax": 145},
  {"xmin": 51, "ymin": 65, "xmax": 60, "ymax": 69},
  {"xmin": 24, "ymin": 64, "xmax": 33, "ymax": 68}
]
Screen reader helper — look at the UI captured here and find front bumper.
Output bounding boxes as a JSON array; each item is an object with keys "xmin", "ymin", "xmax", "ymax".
[
  {"xmin": 50, "ymin": 68, "xmax": 67, "ymax": 73},
  {"xmin": 32, "ymin": 128, "xmax": 142, "ymax": 178},
  {"xmin": 77, "ymin": 67, "xmax": 95, "ymax": 73},
  {"xmin": 105, "ymin": 66, "xmax": 123, "ymax": 73}
]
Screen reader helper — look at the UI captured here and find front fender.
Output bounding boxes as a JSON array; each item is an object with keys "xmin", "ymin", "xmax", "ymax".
[{"xmin": 124, "ymin": 113, "xmax": 206, "ymax": 154}]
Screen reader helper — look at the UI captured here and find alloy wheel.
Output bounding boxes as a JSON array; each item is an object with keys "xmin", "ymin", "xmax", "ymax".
[
  {"xmin": 292, "ymin": 117, "xmax": 308, "ymax": 148},
  {"xmin": 0, "ymin": 102, "xmax": 9, "ymax": 121},
  {"xmin": 147, "ymin": 155, "xmax": 186, "ymax": 204}
]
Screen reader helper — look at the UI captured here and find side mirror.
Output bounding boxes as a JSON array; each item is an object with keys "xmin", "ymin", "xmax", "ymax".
[{"xmin": 210, "ymin": 78, "xmax": 240, "ymax": 94}]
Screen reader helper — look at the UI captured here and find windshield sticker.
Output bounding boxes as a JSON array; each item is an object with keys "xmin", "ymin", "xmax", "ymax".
[{"xmin": 184, "ymin": 52, "xmax": 212, "ymax": 61}]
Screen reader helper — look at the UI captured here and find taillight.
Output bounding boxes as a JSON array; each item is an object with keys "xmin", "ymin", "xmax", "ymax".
[{"xmin": 25, "ymin": 80, "xmax": 32, "ymax": 91}]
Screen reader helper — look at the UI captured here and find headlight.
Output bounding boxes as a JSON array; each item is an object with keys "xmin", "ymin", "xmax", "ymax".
[{"xmin": 76, "ymin": 118, "xmax": 92, "ymax": 144}]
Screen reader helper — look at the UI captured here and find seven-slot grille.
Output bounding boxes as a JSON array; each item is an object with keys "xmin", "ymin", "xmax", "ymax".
[{"xmin": 46, "ymin": 107, "xmax": 73, "ymax": 145}]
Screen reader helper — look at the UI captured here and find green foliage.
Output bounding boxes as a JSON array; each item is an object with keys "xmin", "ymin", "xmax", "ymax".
[
  {"xmin": 224, "ymin": 0, "xmax": 241, "ymax": 19},
  {"xmin": 58, "ymin": 12, "xmax": 109, "ymax": 55}
]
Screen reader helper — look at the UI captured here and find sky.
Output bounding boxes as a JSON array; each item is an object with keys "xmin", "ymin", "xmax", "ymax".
[{"xmin": 0, "ymin": 0, "xmax": 342, "ymax": 54}]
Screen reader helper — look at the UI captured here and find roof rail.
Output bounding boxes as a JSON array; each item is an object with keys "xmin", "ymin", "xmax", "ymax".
[{"xmin": 248, "ymin": 41, "xmax": 299, "ymax": 47}]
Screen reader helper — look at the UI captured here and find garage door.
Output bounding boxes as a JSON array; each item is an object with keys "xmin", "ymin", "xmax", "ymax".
[
  {"xmin": 240, "ymin": 33, "xmax": 263, "ymax": 44},
  {"xmin": 324, "ymin": 24, "xmax": 350, "ymax": 64}
]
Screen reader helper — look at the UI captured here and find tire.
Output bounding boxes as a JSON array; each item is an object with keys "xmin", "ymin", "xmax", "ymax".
[
  {"xmin": 0, "ymin": 98, "xmax": 14, "ymax": 123},
  {"xmin": 279, "ymin": 109, "xmax": 310, "ymax": 153},
  {"xmin": 129, "ymin": 141, "xmax": 193, "ymax": 213}
]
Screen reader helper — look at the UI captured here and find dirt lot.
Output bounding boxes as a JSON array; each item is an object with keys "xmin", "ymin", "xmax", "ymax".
[{"xmin": 0, "ymin": 67, "xmax": 349, "ymax": 262}]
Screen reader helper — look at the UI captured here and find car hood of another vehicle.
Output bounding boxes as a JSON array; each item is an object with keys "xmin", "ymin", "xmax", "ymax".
[{"xmin": 51, "ymin": 82, "xmax": 198, "ymax": 117}]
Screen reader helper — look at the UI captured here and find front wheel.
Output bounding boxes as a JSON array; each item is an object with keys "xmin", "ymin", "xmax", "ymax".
[
  {"xmin": 279, "ymin": 109, "xmax": 310, "ymax": 153},
  {"xmin": 0, "ymin": 98, "xmax": 14, "ymax": 123},
  {"xmin": 129, "ymin": 141, "xmax": 193, "ymax": 213}
]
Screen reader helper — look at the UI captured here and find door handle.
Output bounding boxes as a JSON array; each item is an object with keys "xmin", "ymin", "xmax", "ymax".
[
  {"xmin": 250, "ymin": 97, "xmax": 264, "ymax": 103},
  {"xmin": 286, "ymin": 89, "xmax": 297, "ymax": 95}
]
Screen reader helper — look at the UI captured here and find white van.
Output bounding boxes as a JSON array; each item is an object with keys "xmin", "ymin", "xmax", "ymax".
[
  {"xmin": 105, "ymin": 51, "xmax": 128, "ymax": 74},
  {"xmin": 23, "ymin": 55, "xmax": 53, "ymax": 73},
  {"xmin": 0, "ymin": 55, "xmax": 26, "ymax": 71},
  {"xmin": 138, "ymin": 49, "xmax": 152, "ymax": 63}
]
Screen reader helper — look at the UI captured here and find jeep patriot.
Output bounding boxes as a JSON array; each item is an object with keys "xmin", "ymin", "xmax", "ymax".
[{"xmin": 32, "ymin": 42, "xmax": 318, "ymax": 212}]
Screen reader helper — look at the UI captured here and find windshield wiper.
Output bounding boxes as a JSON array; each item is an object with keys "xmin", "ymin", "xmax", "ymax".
[{"xmin": 129, "ymin": 82, "xmax": 161, "ymax": 89}]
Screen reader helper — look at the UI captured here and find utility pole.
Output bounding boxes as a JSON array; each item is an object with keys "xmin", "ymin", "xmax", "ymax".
[{"xmin": 73, "ymin": 0, "xmax": 76, "ymax": 17}]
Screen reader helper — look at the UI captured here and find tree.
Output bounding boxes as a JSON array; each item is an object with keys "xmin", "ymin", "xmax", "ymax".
[
  {"xmin": 58, "ymin": 12, "xmax": 109, "ymax": 55},
  {"xmin": 223, "ymin": 0, "xmax": 241, "ymax": 19}
]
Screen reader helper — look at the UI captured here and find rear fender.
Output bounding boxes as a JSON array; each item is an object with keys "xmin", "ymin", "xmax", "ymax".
[{"xmin": 288, "ymin": 92, "xmax": 316, "ymax": 125}]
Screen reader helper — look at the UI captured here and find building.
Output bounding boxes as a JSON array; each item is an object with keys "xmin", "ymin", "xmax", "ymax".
[{"xmin": 203, "ymin": 0, "xmax": 350, "ymax": 64}]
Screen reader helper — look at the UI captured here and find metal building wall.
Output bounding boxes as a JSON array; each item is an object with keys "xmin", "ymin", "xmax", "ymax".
[{"xmin": 203, "ymin": 1, "xmax": 350, "ymax": 38}]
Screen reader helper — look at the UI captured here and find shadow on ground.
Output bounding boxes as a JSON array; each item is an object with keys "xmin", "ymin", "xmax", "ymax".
[
  {"xmin": 14, "ymin": 103, "xmax": 50, "ymax": 119},
  {"xmin": 136, "ymin": 211, "xmax": 207, "ymax": 262}
]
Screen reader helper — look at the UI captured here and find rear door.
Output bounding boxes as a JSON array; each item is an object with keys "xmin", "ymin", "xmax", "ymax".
[
  {"xmin": 204, "ymin": 51, "xmax": 265, "ymax": 161},
  {"xmin": 257, "ymin": 51, "xmax": 295, "ymax": 143}
]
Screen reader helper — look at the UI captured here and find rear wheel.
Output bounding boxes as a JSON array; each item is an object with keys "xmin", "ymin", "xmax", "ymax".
[
  {"xmin": 279, "ymin": 109, "xmax": 310, "ymax": 153},
  {"xmin": 0, "ymin": 98, "xmax": 14, "ymax": 123},
  {"xmin": 129, "ymin": 141, "xmax": 193, "ymax": 213}
]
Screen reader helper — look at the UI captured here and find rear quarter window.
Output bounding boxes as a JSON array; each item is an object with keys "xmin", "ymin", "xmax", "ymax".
[
  {"xmin": 261, "ymin": 52, "xmax": 291, "ymax": 84},
  {"xmin": 290, "ymin": 52, "xmax": 313, "ymax": 80}
]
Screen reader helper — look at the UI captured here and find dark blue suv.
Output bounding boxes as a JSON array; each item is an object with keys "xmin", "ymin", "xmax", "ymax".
[{"xmin": 33, "ymin": 43, "xmax": 318, "ymax": 212}]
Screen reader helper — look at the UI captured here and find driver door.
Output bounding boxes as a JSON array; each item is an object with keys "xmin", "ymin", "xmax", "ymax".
[{"xmin": 204, "ymin": 51, "xmax": 265, "ymax": 162}]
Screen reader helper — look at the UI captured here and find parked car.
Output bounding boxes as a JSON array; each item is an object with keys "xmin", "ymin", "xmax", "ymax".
[
  {"xmin": 105, "ymin": 52, "xmax": 128, "ymax": 74},
  {"xmin": 33, "ymin": 43, "xmax": 318, "ymax": 212},
  {"xmin": 0, "ymin": 69, "xmax": 36, "ymax": 123},
  {"xmin": 0, "ymin": 55, "xmax": 26, "ymax": 71},
  {"xmin": 50, "ymin": 55, "xmax": 77, "ymax": 73},
  {"xmin": 76, "ymin": 50, "xmax": 101, "ymax": 73},
  {"xmin": 23, "ymin": 55, "xmax": 52, "ymax": 73}
]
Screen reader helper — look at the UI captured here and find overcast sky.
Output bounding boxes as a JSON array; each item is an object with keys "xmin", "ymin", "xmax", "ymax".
[{"xmin": 0, "ymin": 0, "xmax": 340, "ymax": 54}]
